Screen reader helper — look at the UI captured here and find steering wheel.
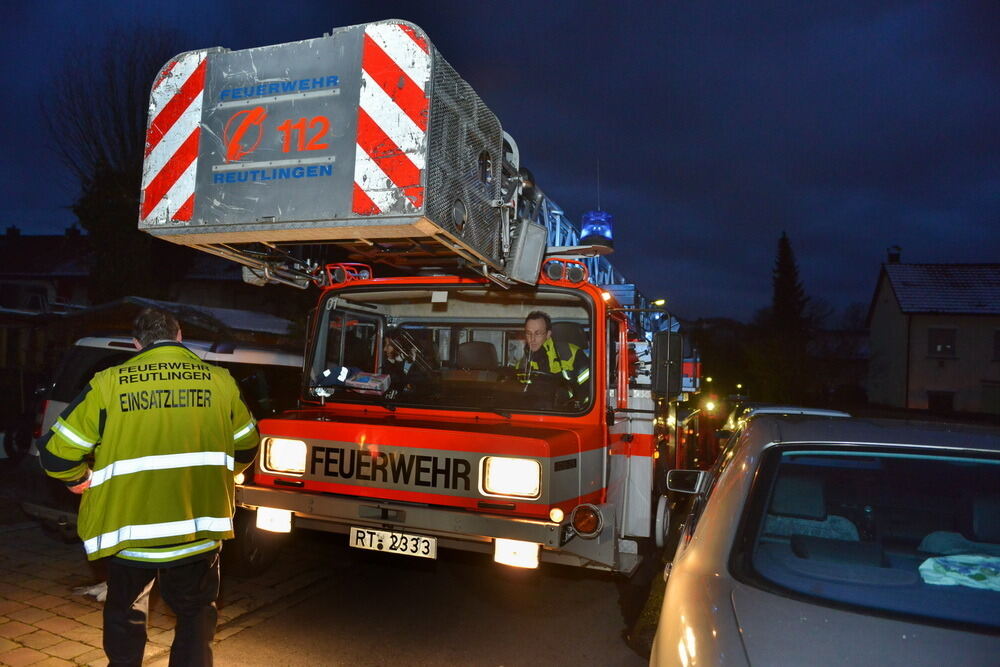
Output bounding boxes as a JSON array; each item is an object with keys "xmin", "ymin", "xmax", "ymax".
[{"xmin": 496, "ymin": 366, "xmax": 520, "ymax": 383}]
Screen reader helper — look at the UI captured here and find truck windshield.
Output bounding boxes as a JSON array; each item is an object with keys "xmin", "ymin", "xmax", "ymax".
[{"xmin": 306, "ymin": 286, "xmax": 593, "ymax": 414}]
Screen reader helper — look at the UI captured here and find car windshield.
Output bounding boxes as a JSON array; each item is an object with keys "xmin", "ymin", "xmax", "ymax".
[
  {"xmin": 305, "ymin": 285, "xmax": 593, "ymax": 415},
  {"xmin": 742, "ymin": 446, "xmax": 1000, "ymax": 631}
]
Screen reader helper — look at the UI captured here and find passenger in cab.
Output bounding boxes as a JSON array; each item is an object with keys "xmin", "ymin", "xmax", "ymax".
[{"xmin": 382, "ymin": 328, "xmax": 434, "ymax": 394}]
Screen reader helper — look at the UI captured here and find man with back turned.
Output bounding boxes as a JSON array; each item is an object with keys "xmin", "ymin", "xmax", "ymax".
[{"xmin": 39, "ymin": 308, "xmax": 259, "ymax": 666}]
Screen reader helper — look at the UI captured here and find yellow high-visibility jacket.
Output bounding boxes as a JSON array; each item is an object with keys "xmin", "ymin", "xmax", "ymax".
[
  {"xmin": 39, "ymin": 342, "xmax": 259, "ymax": 563},
  {"xmin": 520, "ymin": 338, "xmax": 591, "ymax": 387}
]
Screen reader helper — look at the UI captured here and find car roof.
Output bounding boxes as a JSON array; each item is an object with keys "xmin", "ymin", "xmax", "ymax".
[
  {"xmin": 723, "ymin": 403, "xmax": 850, "ymax": 430},
  {"xmin": 744, "ymin": 414, "xmax": 1000, "ymax": 454},
  {"xmin": 71, "ymin": 336, "xmax": 302, "ymax": 368},
  {"xmin": 743, "ymin": 405, "xmax": 851, "ymax": 419}
]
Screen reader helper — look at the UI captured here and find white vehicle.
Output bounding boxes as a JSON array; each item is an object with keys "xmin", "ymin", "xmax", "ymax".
[
  {"xmin": 718, "ymin": 403, "xmax": 851, "ymax": 437},
  {"xmin": 651, "ymin": 415, "xmax": 1000, "ymax": 666}
]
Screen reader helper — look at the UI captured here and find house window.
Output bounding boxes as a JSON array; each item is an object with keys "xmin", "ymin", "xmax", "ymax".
[
  {"xmin": 994, "ymin": 331, "xmax": 1000, "ymax": 361},
  {"xmin": 983, "ymin": 381, "xmax": 1000, "ymax": 416},
  {"xmin": 927, "ymin": 328, "xmax": 956, "ymax": 358}
]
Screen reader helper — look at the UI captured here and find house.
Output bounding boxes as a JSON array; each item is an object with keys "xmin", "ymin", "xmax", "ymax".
[
  {"xmin": 0, "ymin": 226, "xmax": 89, "ymax": 314},
  {"xmin": 867, "ymin": 248, "xmax": 1000, "ymax": 416},
  {"xmin": 0, "ymin": 226, "xmax": 313, "ymax": 377},
  {"xmin": 0, "ymin": 226, "xmax": 90, "ymax": 374}
]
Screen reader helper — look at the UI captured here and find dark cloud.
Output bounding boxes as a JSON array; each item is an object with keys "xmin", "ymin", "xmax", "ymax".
[{"xmin": 2, "ymin": 0, "xmax": 996, "ymax": 321}]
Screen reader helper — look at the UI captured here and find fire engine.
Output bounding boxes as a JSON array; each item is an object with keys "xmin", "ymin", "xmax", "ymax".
[{"xmin": 138, "ymin": 19, "xmax": 697, "ymax": 574}]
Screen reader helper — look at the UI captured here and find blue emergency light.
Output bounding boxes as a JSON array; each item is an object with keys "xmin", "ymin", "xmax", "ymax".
[{"xmin": 580, "ymin": 210, "xmax": 614, "ymax": 249}]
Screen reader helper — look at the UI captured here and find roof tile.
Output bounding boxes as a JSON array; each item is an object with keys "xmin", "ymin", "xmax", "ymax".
[{"xmin": 885, "ymin": 264, "xmax": 1000, "ymax": 314}]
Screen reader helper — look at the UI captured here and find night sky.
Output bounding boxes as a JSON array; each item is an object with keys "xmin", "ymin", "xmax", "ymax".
[{"xmin": 4, "ymin": 1, "xmax": 997, "ymax": 322}]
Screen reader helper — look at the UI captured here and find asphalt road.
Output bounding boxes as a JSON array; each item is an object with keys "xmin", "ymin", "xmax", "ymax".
[{"xmin": 211, "ymin": 533, "xmax": 648, "ymax": 667}]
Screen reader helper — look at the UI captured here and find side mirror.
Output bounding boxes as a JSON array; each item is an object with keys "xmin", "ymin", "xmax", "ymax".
[
  {"xmin": 651, "ymin": 330, "xmax": 682, "ymax": 398},
  {"xmin": 666, "ymin": 469, "xmax": 707, "ymax": 495}
]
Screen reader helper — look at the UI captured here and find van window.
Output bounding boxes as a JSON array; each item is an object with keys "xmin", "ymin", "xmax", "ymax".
[
  {"xmin": 221, "ymin": 362, "xmax": 300, "ymax": 417},
  {"xmin": 50, "ymin": 348, "xmax": 134, "ymax": 402}
]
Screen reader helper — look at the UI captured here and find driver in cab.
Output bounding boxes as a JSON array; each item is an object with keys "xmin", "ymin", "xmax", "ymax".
[{"xmin": 518, "ymin": 310, "xmax": 590, "ymax": 404}]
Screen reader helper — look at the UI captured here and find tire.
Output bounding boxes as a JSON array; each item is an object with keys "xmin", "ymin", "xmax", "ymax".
[
  {"xmin": 3, "ymin": 425, "xmax": 31, "ymax": 464},
  {"xmin": 222, "ymin": 508, "xmax": 288, "ymax": 578}
]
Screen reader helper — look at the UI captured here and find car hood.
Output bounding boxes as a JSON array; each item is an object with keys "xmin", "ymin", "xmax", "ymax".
[{"xmin": 731, "ymin": 584, "xmax": 999, "ymax": 666}]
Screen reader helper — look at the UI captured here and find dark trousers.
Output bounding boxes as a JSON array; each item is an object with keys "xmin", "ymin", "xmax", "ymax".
[{"xmin": 104, "ymin": 552, "xmax": 220, "ymax": 667}]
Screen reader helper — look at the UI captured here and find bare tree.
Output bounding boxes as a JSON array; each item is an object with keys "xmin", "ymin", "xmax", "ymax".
[{"xmin": 42, "ymin": 27, "xmax": 193, "ymax": 302}]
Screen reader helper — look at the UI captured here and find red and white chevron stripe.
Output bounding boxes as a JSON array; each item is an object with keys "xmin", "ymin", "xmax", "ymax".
[
  {"xmin": 141, "ymin": 51, "xmax": 208, "ymax": 225},
  {"xmin": 352, "ymin": 23, "xmax": 430, "ymax": 216}
]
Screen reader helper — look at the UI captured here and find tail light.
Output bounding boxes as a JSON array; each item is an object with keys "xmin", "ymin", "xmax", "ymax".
[{"xmin": 32, "ymin": 400, "xmax": 48, "ymax": 440}]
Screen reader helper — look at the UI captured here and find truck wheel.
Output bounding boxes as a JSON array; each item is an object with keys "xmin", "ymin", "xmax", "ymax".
[{"xmin": 223, "ymin": 509, "xmax": 287, "ymax": 577}]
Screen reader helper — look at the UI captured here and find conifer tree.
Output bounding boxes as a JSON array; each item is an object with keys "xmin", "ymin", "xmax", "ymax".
[
  {"xmin": 745, "ymin": 231, "xmax": 816, "ymax": 403},
  {"xmin": 771, "ymin": 231, "xmax": 809, "ymax": 333}
]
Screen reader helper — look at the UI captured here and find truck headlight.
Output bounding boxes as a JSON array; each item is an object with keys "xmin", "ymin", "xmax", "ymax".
[
  {"xmin": 481, "ymin": 457, "xmax": 541, "ymax": 498},
  {"xmin": 264, "ymin": 438, "xmax": 306, "ymax": 475}
]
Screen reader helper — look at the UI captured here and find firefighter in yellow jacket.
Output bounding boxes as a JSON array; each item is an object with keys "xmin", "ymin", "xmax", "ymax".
[
  {"xmin": 39, "ymin": 308, "xmax": 259, "ymax": 667},
  {"xmin": 519, "ymin": 310, "xmax": 590, "ymax": 405}
]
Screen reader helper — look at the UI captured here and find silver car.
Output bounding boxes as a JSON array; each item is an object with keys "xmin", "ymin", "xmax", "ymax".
[{"xmin": 650, "ymin": 415, "xmax": 1000, "ymax": 666}]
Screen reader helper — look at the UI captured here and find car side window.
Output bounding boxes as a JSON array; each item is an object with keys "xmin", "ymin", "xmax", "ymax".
[{"xmin": 680, "ymin": 427, "xmax": 745, "ymax": 543}]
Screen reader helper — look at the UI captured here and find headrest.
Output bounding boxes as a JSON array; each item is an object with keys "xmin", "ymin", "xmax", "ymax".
[
  {"xmin": 455, "ymin": 341, "xmax": 498, "ymax": 371},
  {"xmin": 769, "ymin": 473, "xmax": 827, "ymax": 521},
  {"xmin": 972, "ymin": 495, "xmax": 1000, "ymax": 543},
  {"xmin": 551, "ymin": 321, "xmax": 588, "ymax": 349}
]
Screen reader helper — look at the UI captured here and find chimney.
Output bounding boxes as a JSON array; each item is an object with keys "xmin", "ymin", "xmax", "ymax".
[
  {"xmin": 887, "ymin": 245, "xmax": 901, "ymax": 264},
  {"xmin": 5, "ymin": 226, "xmax": 20, "ymax": 239}
]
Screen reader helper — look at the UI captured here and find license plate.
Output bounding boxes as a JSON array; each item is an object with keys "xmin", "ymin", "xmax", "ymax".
[{"xmin": 349, "ymin": 527, "xmax": 437, "ymax": 559}]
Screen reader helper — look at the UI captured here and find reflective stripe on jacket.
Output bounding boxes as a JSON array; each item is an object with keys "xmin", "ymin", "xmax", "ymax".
[{"xmin": 39, "ymin": 342, "xmax": 259, "ymax": 562}]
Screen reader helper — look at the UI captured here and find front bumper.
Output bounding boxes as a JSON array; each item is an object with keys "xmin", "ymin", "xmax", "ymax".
[{"xmin": 236, "ymin": 484, "xmax": 626, "ymax": 570}]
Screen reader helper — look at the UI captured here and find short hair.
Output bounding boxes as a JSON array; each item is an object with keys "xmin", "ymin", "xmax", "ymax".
[
  {"xmin": 524, "ymin": 310, "xmax": 551, "ymax": 331},
  {"xmin": 132, "ymin": 308, "xmax": 180, "ymax": 348}
]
